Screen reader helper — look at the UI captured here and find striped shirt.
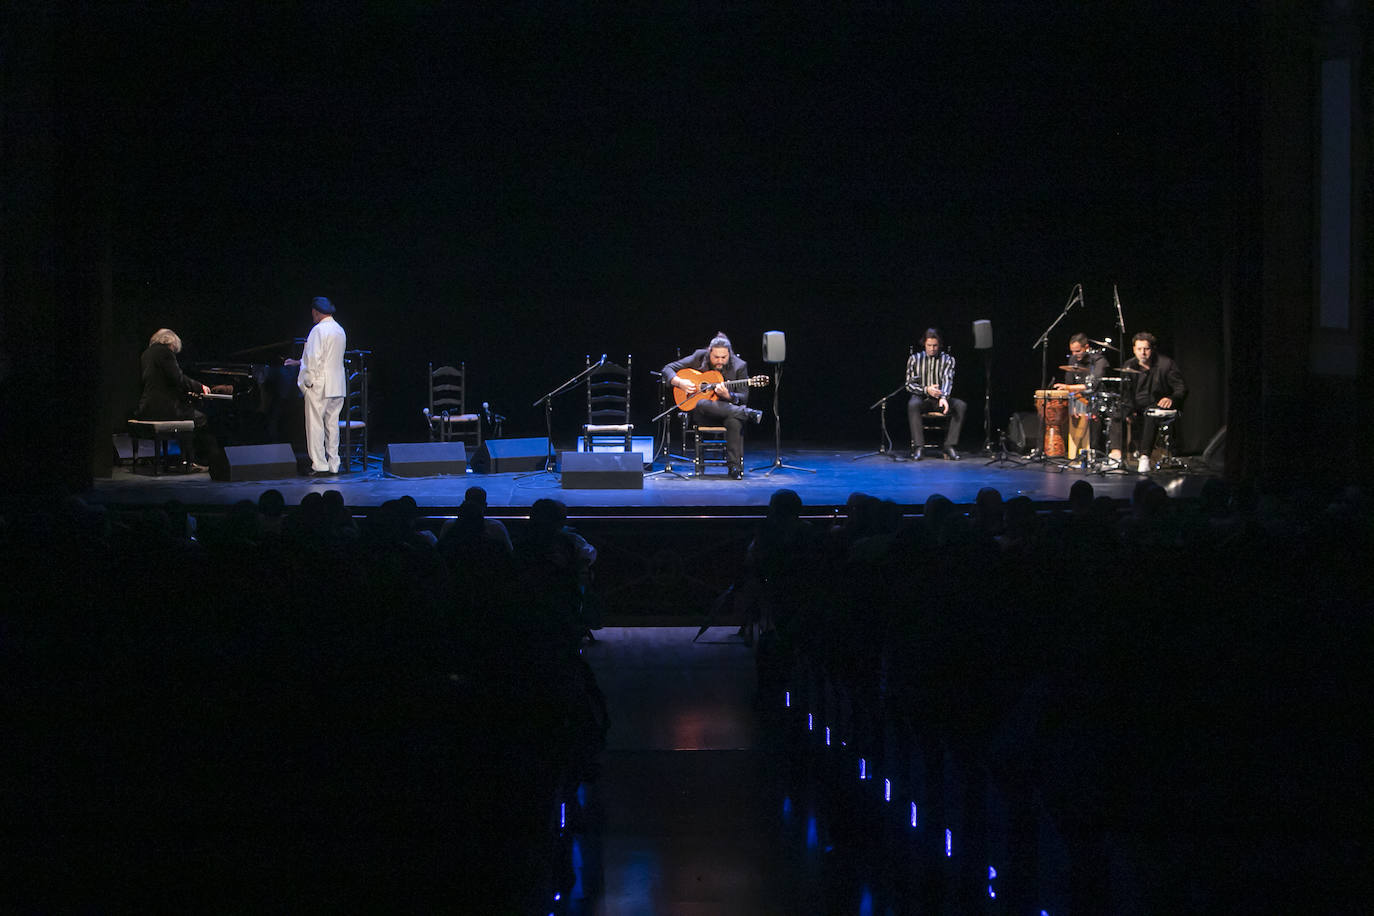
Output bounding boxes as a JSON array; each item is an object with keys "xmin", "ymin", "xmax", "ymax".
[{"xmin": 906, "ymin": 351, "xmax": 955, "ymax": 398}]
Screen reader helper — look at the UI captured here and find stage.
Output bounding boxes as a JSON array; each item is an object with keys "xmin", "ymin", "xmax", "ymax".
[{"xmin": 88, "ymin": 443, "xmax": 1217, "ymax": 516}]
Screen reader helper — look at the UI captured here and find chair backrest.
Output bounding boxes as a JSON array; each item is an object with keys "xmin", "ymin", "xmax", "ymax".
[
  {"xmin": 429, "ymin": 362, "xmax": 466, "ymax": 415},
  {"xmin": 587, "ymin": 355, "xmax": 631, "ymax": 425},
  {"xmin": 343, "ymin": 357, "xmax": 367, "ymax": 423}
]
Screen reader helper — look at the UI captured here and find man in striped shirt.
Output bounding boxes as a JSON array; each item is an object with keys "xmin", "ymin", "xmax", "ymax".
[{"xmin": 905, "ymin": 328, "xmax": 965, "ymax": 460}]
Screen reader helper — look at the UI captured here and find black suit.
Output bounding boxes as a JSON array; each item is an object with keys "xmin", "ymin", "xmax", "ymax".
[
  {"xmin": 1117, "ymin": 353, "xmax": 1186, "ymax": 455},
  {"xmin": 136, "ymin": 342, "xmax": 208, "ymax": 463},
  {"xmin": 661, "ymin": 348, "xmax": 754, "ymax": 472}
]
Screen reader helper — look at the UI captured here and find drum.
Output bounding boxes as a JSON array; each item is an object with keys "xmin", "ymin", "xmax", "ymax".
[
  {"xmin": 1034, "ymin": 389, "xmax": 1070, "ymax": 457},
  {"xmin": 1091, "ymin": 390, "xmax": 1121, "ymax": 417}
]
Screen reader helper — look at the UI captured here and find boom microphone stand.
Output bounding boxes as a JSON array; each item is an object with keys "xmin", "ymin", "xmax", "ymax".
[
  {"xmin": 1029, "ymin": 284, "xmax": 1083, "ymax": 468},
  {"xmin": 518, "ymin": 355, "xmax": 606, "ymax": 480},
  {"xmin": 852, "ymin": 384, "xmax": 910, "ymax": 462}
]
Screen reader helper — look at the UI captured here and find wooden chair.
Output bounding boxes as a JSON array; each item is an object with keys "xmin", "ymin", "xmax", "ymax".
[
  {"xmin": 337, "ymin": 353, "xmax": 369, "ymax": 472},
  {"xmin": 582, "ymin": 354, "xmax": 633, "ymax": 451},
  {"xmin": 426, "ymin": 362, "xmax": 482, "ymax": 449}
]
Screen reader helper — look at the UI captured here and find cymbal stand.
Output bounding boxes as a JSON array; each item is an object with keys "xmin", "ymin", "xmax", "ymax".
[{"xmin": 852, "ymin": 384, "xmax": 909, "ymax": 462}]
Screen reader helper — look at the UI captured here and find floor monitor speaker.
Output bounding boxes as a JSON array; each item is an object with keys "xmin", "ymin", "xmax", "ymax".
[
  {"xmin": 385, "ymin": 441, "xmax": 467, "ymax": 477},
  {"xmin": 559, "ymin": 451, "xmax": 644, "ymax": 489},
  {"xmin": 472, "ymin": 437, "xmax": 551, "ymax": 473},
  {"xmin": 214, "ymin": 443, "xmax": 298, "ymax": 481}
]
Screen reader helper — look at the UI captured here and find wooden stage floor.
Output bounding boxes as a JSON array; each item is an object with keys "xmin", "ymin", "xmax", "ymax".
[{"xmin": 89, "ymin": 444, "xmax": 1217, "ymax": 515}]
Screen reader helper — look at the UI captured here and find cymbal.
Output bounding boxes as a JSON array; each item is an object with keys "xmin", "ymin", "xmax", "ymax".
[
  {"xmin": 1094, "ymin": 375, "xmax": 1123, "ymax": 384},
  {"xmin": 1089, "ymin": 338, "xmax": 1119, "ymax": 351},
  {"xmin": 1111, "ymin": 366, "xmax": 1143, "ymax": 374},
  {"xmin": 1057, "ymin": 364, "xmax": 1086, "ymax": 372}
]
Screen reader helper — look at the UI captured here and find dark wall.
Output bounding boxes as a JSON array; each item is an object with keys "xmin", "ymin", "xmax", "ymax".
[{"xmin": 59, "ymin": 3, "xmax": 1244, "ymax": 451}]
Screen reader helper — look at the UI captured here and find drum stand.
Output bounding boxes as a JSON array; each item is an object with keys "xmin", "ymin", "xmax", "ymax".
[{"xmin": 852, "ymin": 384, "xmax": 909, "ymax": 462}]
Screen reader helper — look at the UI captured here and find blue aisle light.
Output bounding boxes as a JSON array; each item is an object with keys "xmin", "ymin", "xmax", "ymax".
[
  {"xmin": 910, "ymin": 803, "xmax": 918, "ymax": 827},
  {"xmin": 808, "ymin": 712, "xmax": 814, "ymax": 731},
  {"xmin": 785, "ymin": 690, "xmax": 791, "ymax": 708},
  {"xmin": 825, "ymin": 726, "xmax": 831, "ymax": 746},
  {"xmin": 559, "ymin": 802, "xmax": 566, "ymax": 830},
  {"xmin": 859, "ymin": 758, "xmax": 867, "ymax": 780},
  {"xmin": 884, "ymin": 779, "xmax": 891, "ymax": 801},
  {"xmin": 945, "ymin": 829, "xmax": 952, "ymax": 857}
]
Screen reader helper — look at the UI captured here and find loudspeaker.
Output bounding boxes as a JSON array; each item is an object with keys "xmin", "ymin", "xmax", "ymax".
[
  {"xmin": 762, "ymin": 330, "xmax": 786, "ymax": 363},
  {"xmin": 1006, "ymin": 412, "xmax": 1039, "ymax": 452},
  {"xmin": 214, "ymin": 443, "xmax": 297, "ymax": 481},
  {"xmin": 973, "ymin": 319, "xmax": 994, "ymax": 350},
  {"xmin": 1201, "ymin": 425, "xmax": 1226, "ymax": 471},
  {"xmin": 575, "ymin": 435, "xmax": 655, "ymax": 465},
  {"xmin": 385, "ymin": 441, "xmax": 467, "ymax": 477},
  {"xmin": 559, "ymin": 451, "xmax": 644, "ymax": 489},
  {"xmin": 472, "ymin": 437, "xmax": 551, "ymax": 473}
]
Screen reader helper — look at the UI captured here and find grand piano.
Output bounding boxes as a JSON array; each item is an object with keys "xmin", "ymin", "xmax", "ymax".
[{"xmin": 187, "ymin": 338, "xmax": 306, "ymax": 450}]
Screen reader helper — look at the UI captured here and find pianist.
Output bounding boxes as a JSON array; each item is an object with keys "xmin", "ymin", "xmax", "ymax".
[{"xmin": 136, "ymin": 328, "xmax": 212, "ymax": 471}]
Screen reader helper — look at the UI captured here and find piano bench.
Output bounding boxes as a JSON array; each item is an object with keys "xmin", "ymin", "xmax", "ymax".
[{"xmin": 127, "ymin": 419, "xmax": 195, "ymax": 476}]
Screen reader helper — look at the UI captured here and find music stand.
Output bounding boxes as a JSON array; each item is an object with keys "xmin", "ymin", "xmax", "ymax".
[
  {"xmin": 852, "ymin": 383, "xmax": 910, "ymax": 462},
  {"xmin": 752, "ymin": 331, "xmax": 814, "ymax": 475}
]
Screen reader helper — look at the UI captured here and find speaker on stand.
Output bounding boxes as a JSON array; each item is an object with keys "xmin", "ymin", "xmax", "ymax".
[
  {"xmin": 977, "ymin": 319, "xmax": 1026, "ymax": 468},
  {"xmin": 752, "ymin": 330, "xmax": 815, "ymax": 476}
]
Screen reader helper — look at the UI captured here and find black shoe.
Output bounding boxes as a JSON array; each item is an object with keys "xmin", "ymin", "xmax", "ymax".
[
  {"xmin": 728, "ymin": 467, "xmax": 744, "ymax": 480},
  {"xmin": 305, "ymin": 468, "xmax": 326, "ymax": 477},
  {"xmin": 942, "ymin": 447, "xmax": 960, "ymax": 460},
  {"xmin": 909, "ymin": 450, "xmax": 923, "ymax": 461},
  {"xmin": 743, "ymin": 408, "xmax": 763, "ymax": 424}
]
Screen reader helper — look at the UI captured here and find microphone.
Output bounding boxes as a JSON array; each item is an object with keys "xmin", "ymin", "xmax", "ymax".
[{"xmin": 599, "ymin": 353, "xmax": 608, "ymax": 365}]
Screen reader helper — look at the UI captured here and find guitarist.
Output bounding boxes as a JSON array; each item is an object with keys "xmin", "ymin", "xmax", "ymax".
[{"xmin": 662, "ymin": 332, "xmax": 763, "ymax": 479}]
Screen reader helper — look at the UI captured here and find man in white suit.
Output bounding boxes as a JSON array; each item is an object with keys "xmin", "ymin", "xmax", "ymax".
[{"xmin": 291, "ymin": 296, "xmax": 347, "ymax": 475}]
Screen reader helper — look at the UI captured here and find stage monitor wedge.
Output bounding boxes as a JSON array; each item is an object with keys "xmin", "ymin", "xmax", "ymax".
[
  {"xmin": 559, "ymin": 451, "xmax": 643, "ymax": 489},
  {"xmin": 385, "ymin": 441, "xmax": 467, "ymax": 477},
  {"xmin": 214, "ymin": 443, "xmax": 298, "ymax": 481},
  {"xmin": 472, "ymin": 437, "xmax": 551, "ymax": 474}
]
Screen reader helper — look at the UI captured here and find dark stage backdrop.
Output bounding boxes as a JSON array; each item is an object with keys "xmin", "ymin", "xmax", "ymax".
[{"xmin": 84, "ymin": 3, "xmax": 1241, "ymax": 453}]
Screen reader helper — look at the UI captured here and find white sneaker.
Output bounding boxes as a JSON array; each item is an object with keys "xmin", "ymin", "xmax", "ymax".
[{"xmin": 1137, "ymin": 455, "xmax": 1151, "ymax": 474}]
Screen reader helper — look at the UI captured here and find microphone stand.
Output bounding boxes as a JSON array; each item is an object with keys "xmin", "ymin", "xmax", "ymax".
[
  {"xmin": 645, "ymin": 370, "xmax": 689, "ymax": 479},
  {"xmin": 1029, "ymin": 284, "xmax": 1082, "ymax": 469},
  {"xmin": 517, "ymin": 359, "xmax": 602, "ymax": 479},
  {"xmin": 852, "ymin": 384, "xmax": 910, "ymax": 462}
]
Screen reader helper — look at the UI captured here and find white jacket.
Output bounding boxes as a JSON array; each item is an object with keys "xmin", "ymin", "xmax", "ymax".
[{"xmin": 298, "ymin": 316, "xmax": 347, "ymax": 398}]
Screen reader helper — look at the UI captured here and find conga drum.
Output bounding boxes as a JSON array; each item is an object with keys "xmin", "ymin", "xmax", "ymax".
[{"xmin": 1034, "ymin": 389, "xmax": 1070, "ymax": 457}]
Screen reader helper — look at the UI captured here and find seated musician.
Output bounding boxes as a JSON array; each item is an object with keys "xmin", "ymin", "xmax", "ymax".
[
  {"xmin": 661, "ymin": 332, "xmax": 763, "ymax": 479},
  {"xmin": 1052, "ymin": 332, "xmax": 1109, "ymax": 460},
  {"xmin": 136, "ymin": 328, "xmax": 212, "ymax": 471},
  {"xmin": 1112, "ymin": 331, "xmax": 1186, "ymax": 473},
  {"xmin": 905, "ymin": 328, "xmax": 965, "ymax": 460}
]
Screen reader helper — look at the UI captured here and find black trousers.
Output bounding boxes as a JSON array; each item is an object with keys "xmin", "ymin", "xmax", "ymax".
[
  {"xmin": 907, "ymin": 396, "xmax": 965, "ymax": 449},
  {"xmin": 691, "ymin": 400, "xmax": 751, "ymax": 470}
]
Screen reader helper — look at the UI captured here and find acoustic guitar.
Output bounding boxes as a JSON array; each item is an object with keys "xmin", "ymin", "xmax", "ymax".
[{"xmin": 672, "ymin": 368, "xmax": 770, "ymax": 411}]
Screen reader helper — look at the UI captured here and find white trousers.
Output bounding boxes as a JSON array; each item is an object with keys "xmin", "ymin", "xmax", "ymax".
[{"xmin": 305, "ymin": 394, "xmax": 344, "ymax": 472}]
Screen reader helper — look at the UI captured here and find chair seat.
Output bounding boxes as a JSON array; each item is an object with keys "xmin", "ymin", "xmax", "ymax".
[
  {"xmin": 338, "ymin": 420, "xmax": 367, "ymax": 429},
  {"xmin": 435, "ymin": 413, "xmax": 479, "ymax": 423},
  {"xmin": 128, "ymin": 419, "xmax": 195, "ymax": 436},
  {"xmin": 584, "ymin": 424, "xmax": 633, "ymax": 434}
]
